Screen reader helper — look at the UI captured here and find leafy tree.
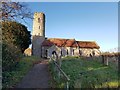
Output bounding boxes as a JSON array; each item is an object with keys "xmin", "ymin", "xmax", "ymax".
[{"xmin": 2, "ymin": 21, "xmax": 31, "ymax": 53}]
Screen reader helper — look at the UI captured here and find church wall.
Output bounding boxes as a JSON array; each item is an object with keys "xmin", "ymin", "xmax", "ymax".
[
  {"xmin": 41, "ymin": 45, "xmax": 101, "ymax": 58},
  {"xmin": 42, "ymin": 45, "xmax": 61, "ymax": 58},
  {"xmin": 41, "ymin": 46, "xmax": 49, "ymax": 58},
  {"xmin": 80, "ymin": 48, "xmax": 100, "ymax": 57},
  {"xmin": 61, "ymin": 47, "xmax": 69, "ymax": 56},
  {"xmin": 71, "ymin": 47, "xmax": 80, "ymax": 56}
]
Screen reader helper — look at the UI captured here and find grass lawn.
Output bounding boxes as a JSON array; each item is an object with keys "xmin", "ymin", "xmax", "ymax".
[
  {"xmin": 49, "ymin": 56, "xmax": 119, "ymax": 88},
  {"xmin": 2, "ymin": 56, "xmax": 41, "ymax": 88}
]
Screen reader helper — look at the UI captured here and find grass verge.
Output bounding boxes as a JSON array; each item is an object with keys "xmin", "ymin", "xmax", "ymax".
[{"xmin": 2, "ymin": 56, "xmax": 41, "ymax": 88}]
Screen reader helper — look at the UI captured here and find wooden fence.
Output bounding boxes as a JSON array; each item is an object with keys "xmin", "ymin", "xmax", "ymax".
[{"xmin": 50, "ymin": 58, "xmax": 70, "ymax": 89}]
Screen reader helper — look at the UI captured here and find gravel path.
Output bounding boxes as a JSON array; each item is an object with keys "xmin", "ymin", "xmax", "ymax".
[{"xmin": 16, "ymin": 60, "xmax": 50, "ymax": 88}]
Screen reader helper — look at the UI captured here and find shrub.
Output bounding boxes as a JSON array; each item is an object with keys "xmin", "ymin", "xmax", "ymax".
[{"xmin": 2, "ymin": 43, "xmax": 22, "ymax": 72}]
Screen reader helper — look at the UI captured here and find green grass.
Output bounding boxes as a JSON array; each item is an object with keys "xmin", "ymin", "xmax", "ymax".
[
  {"xmin": 49, "ymin": 56, "xmax": 119, "ymax": 88},
  {"xmin": 2, "ymin": 56, "xmax": 41, "ymax": 88}
]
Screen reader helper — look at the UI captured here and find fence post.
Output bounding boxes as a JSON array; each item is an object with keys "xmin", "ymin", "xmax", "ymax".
[
  {"xmin": 52, "ymin": 56, "xmax": 70, "ymax": 89},
  {"xmin": 66, "ymin": 81, "xmax": 69, "ymax": 90},
  {"xmin": 58, "ymin": 69, "xmax": 60, "ymax": 79},
  {"xmin": 58, "ymin": 58, "xmax": 62, "ymax": 79}
]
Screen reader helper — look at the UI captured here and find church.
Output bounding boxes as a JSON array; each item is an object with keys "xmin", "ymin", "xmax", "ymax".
[{"xmin": 32, "ymin": 12, "xmax": 101, "ymax": 58}]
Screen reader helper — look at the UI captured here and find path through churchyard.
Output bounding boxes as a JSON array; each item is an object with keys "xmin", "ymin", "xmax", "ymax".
[{"xmin": 16, "ymin": 60, "xmax": 50, "ymax": 88}]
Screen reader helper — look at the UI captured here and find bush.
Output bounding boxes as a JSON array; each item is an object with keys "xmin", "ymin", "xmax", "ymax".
[{"xmin": 2, "ymin": 43, "xmax": 22, "ymax": 72}]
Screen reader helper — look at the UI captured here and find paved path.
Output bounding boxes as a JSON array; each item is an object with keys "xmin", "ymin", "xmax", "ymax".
[{"xmin": 16, "ymin": 60, "xmax": 50, "ymax": 88}]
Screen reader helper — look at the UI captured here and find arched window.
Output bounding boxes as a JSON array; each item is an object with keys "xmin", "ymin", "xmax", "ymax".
[
  {"xmin": 67, "ymin": 49, "xmax": 68, "ymax": 55},
  {"xmin": 39, "ymin": 26, "xmax": 41, "ymax": 29},
  {"xmin": 52, "ymin": 51, "xmax": 58, "ymax": 60},
  {"xmin": 73, "ymin": 49, "xmax": 74, "ymax": 55},
  {"xmin": 38, "ymin": 18, "xmax": 41, "ymax": 23},
  {"xmin": 61, "ymin": 50, "xmax": 62, "ymax": 56},
  {"xmin": 92, "ymin": 51, "xmax": 95, "ymax": 56},
  {"xmin": 79, "ymin": 50, "xmax": 82, "ymax": 56}
]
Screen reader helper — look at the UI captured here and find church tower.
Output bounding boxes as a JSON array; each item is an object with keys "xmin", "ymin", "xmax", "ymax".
[
  {"xmin": 32, "ymin": 12, "xmax": 45, "ymax": 57},
  {"xmin": 32, "ymin": 12, "xmax": 45, "ymax": 36}
]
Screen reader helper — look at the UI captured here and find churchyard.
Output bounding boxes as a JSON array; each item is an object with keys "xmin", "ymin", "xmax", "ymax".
[{"xmin": 49, "ymin": 54, "xmax": 119, "ymax": 88}]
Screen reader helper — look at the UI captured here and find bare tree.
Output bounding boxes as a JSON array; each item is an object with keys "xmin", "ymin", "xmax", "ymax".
[{"xmin": 1, "ymin": 1, "xmax": 33, "ymax": 22}]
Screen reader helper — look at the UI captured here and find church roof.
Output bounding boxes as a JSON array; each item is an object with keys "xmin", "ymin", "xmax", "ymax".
[
  {"xmin": 42, "ymin": 40, "xmax": 54, "ymax": 46},
  {"xmin": 42, "ymin": 38, "xmax": 100, "ymax": 49},
  {"xmin": 77, "ymin": 41, "xmax": 100, "ymax": 49},
  {"xmin": 42, "ymin": 38, "xmax": 76, "ymax": 47}
]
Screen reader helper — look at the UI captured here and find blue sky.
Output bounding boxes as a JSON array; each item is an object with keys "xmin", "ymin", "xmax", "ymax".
[{"xmin": 21, "ymin": 2, "xmax": 118, "ymax": 52}]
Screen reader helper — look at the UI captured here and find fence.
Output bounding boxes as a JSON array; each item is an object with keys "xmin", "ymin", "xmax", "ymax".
[{"xmin": 50, "ymin": 58, "xmax": 70, "ymax": 89}]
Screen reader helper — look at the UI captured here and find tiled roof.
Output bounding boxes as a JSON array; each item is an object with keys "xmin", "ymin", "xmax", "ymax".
[
  {"xmin": 42, "ymin": 40, "xmax": 54, "ymax": 46},
  {"xmin": 42, "ymin": 38, "xmax": 76, "ymax": 47},
  {"xmin": 48, "ymin": 38, "xmax": 67, "ymax": 47},
  {"xmin": 42, "ymin": 38, "xmax": 100, "ymax": 49},
  {"xmin": 77, "ymin": 41, "xmax": 100, "ymax": 49},
  {"xmin": 64, "ymin": 39, "xmax": 75, "ymax": 47}
]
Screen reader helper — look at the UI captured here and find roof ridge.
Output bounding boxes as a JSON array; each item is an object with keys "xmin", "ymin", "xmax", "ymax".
[
  {"xmin": 48, "ymin": 38, "xmax": 75, "ymax": 40},
  {"xmin": 77, "ymin": 40, "xmax": 96, "ymax": 42}
]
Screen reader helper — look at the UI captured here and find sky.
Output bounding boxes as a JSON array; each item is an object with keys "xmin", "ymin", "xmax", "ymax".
[{"xmin": 21, "ymin": 2, "xmax": 118, "ymax": 52}]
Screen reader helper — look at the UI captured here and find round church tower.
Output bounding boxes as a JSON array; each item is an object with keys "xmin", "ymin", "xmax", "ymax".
[
  {"xmin": 32, "ymin": 12, "xmax": 45, "ymax": 37},
  {"xmin": 32, "ymin": 12, "xmax": 45, "ymax": 57}
]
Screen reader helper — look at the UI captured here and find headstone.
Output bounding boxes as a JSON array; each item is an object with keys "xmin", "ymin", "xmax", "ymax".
[
  {"xmin": 104, "ymin": 56, "xmax": 108, "ymax": 66},
  {"xmin": 102, "ymin": 55, "xmax": 108, "ymax": 66}
]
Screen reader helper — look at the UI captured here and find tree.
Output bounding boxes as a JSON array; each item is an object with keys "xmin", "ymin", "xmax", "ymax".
[
  {"xmin": 1, "ymin": 2, "xmax": 33, "ymax": 21},
  {"xmin": 2, "ymin": 21, "xmax": 31, "ymax": 53}
]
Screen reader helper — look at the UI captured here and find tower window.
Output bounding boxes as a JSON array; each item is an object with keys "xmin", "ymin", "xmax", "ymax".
[
  {"xmin": 38, "ymin": 18, "xmax": 40, "ymax": 23},
  {"xmin": 39, "ymin": 26, "xmax": 41, "ymax": 29}
]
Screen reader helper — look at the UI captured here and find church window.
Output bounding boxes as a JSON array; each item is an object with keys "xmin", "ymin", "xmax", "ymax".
[
  {"xmin": 92, "ymin": 51, "xmax": 95, "ymax": 56},
  {"xmin": 73, "ymin": 49, "xmax": 74, "ymax": 55},
  {"xmin": 38, "ymin": 18, "xmax": 40, "ymax": 23},
  {"xmin": 61, "ymin": 50, "xmax": 62, "ymax": 56},
  {"xmin": 79, "ymin": 50, "xmax": 82, "ymax": 56},
  {"xmin": 67, "ymin": 49, "xmax": 68, "ymax": 55}
]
